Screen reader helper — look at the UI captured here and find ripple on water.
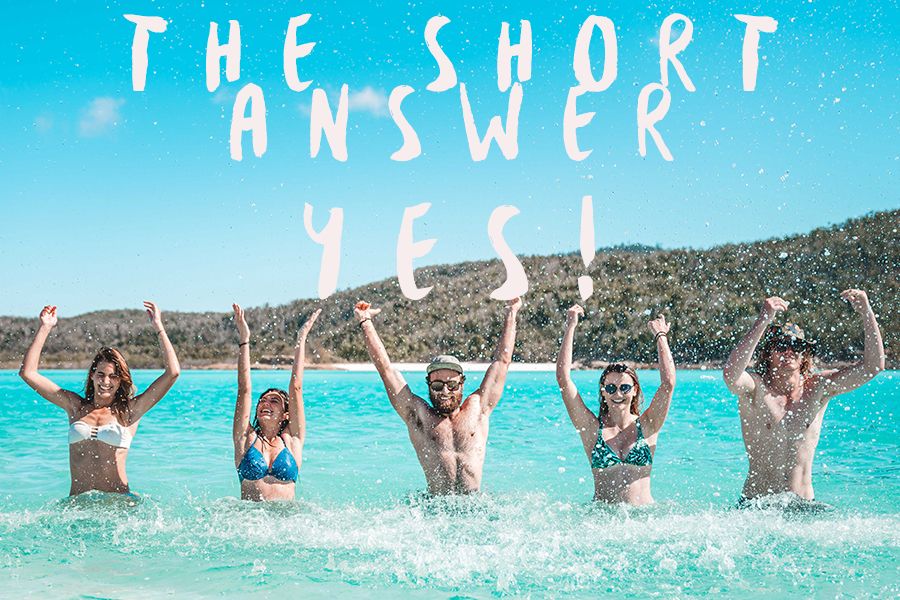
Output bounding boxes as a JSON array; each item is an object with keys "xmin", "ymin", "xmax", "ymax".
[{"xmin": 1, "ymin": 492, "xmax": 899, "ymax": 597}]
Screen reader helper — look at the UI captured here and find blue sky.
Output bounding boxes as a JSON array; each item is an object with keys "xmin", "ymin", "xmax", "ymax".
[{"xmin": 1, "ymin": 1, "xmax": 897, "ymax": 316}]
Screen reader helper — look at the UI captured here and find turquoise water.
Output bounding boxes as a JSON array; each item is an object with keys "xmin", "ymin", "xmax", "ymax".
[{"xmin": 1, "ymin": 369, "xmax": 897, "ymax": 598}]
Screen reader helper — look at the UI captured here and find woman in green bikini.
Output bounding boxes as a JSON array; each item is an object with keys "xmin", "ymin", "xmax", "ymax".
[{"xmin": 556, "ymin": 305, "xmax": 676, "ymax": 505}]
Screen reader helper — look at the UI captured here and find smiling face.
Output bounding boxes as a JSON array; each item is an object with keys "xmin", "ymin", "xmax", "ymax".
[
  {"xmin": 600, "ymin": 371, "xmax": 637, "ymax": 407},
  {"xmin": 90, "ymin": 361, "xmax": 122, "ymax": 406},
  {"xmin": 84, "ymin": 347, "xmax": 133, "ymax": 410},
  {"xmin": 427, "ymin": 368, "xmax": 465, "ymax": 415},
  {"xmin": 255, "ymin": 391, "xmax": 289, "ymax": 427},
  {"xmin": 598, "ymin": 364, "xmax": 643, "ymax": 417}
]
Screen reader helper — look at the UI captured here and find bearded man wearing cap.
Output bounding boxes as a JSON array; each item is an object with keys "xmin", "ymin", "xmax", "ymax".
[
  {"xmin": 353, "ymin": 297, "xmax": 522, "ymax": 494},
  {"xmin": 723, "ymin": 290, "xmax": 885, "ymax": 506}
]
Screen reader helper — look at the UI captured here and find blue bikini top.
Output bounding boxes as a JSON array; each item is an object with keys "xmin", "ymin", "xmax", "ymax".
[
  {"xmin": 590, "ymin": 419, "xmax": 653, "ymax": 470},
  {"xmin": 237, "ymin": 434, "xmax": 298, "ymax": 483}
]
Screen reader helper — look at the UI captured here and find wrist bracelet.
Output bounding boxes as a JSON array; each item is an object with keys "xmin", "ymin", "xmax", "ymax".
[
  {"xmin": 358, "ymin": 318, "xmax": 371, "ymax": 328},
  {"xmin": 238, "ymin": 341, "xmax": 249, "ymax": 347},
  {"xmin": 654, "ymin": 332, "xmax": 668, "ymax": 342}
]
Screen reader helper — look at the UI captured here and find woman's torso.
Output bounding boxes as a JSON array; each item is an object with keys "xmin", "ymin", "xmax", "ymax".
[
  {"xmin": 585, "ymin": 417, "xmax": 656, "ymax": 505},
  {"xmin": 235, "ymin": 433, "xmax": 299, "ymax": 501},
  {"xmin": 67, "ymin": 403, "xmax": 137, "ymax": 495}
]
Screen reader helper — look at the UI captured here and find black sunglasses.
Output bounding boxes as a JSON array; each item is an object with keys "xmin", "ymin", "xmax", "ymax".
[
  {"xmin": 772, "ymin": 338, "xmax": 811, "ymax": 353},
  {"xmin": 602, "ymin": 383, "xmax": 633, "ymax": 395},
  {"xmin": 427, "ymin": 377, "xmax": 465, "ymax": 392}
]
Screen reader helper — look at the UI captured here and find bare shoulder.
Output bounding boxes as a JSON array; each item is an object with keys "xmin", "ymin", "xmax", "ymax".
[
  {"xmin": 737, "ymin": 372, "xmax": 765, "ymax": 408},
  {"xmin": 67, "ymin": 395, "xmax": 94, "ymax": 420},
  {"xmin": 62, "ymin": 391, "xmax": 87, "ymax": 415},
  {"xmin": 803, "ymin": 372, "xmax": 836, "ymax": 403},
  {"xmin": 463, "ymin": 391, "xmax": 491, "ymax": 417},
  {"xmin": 233, "ymin": 425, "xmax": 255, "ymax": 449},
  {"xmin": 406, "ymin": 393, "xmax": 433, "ymax": 428},
  {"xmin": 282, "ymin": 433, "xmax": 302, "ymax": 454},
  {"xmin": 463, "ymin": 390, "xmax": 483, "ymax": 406}
]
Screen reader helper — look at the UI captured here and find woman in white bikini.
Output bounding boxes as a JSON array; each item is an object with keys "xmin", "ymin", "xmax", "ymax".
[{"xmin": 19, "ymin": 302, "xmax": 180, "ymax": 495}]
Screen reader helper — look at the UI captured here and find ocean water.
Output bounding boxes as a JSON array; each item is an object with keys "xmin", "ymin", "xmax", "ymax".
[{"xmin": 0, "ymin": 369, "xmax": 897, "ymax": 598}]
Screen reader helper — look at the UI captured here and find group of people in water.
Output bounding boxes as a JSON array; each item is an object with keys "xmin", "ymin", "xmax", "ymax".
[{"xmin": 18, "ymin": 289, "xmax": 884, "ymax": 506}]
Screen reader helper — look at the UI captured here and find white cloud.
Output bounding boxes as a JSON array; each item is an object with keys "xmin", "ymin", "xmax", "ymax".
[
  {"xmin": 297, "ymin": 86, "xmax": 389, "ymax": 119},
  {"xmin": 34, "ymin": 115, "xmax": 53, "ymax": 133},
  {"xmin": 211, "ymin": 87, "xmax": 236, "ymax": 105},
  {"xmin": 348, "ymin": 86, "xmax": 388, "ymax": 117},
  {"xmin": 79, "ymin": 97, "xmax": 125, "ymax": 136}
]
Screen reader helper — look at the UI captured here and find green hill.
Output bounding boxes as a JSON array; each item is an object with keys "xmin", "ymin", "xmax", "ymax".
[{"xmin": 1, "ymin": 210, "xmax": 897, "ymax": 369}]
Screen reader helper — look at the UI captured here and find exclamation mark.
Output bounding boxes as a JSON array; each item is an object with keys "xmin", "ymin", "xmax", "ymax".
[{"xmin": 577, "ymin": 195, "xmax": 595, "ymax": 301}]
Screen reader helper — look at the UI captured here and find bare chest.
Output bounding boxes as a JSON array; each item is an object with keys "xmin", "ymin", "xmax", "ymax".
[
  {"xmin": 422, "ymin": 413, "xmax": 486, "ymax": 451},
  {"xmin": 70, "ymin": 406, "xmax": 133, "ymax": 428},
  {"xmin": 743, "ymin": 392, "xmax": 824, "ymax": 446}
]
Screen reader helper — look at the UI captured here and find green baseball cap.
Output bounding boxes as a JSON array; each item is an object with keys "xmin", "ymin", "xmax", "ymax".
[{"xmin": 426, "ymin": 355, "xmax": 464, "ymax": 375}]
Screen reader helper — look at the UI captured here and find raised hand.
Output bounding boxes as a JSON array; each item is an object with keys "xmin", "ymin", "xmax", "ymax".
[
  {"xmin": 232, "ymin": 303, "xmax": 250, "ymax": 343},
  {"xmin": 566, "ymin": 304, "xmax": 584, "ymax": 327},
  {"xmin": 144, "ymin": 301, "xmax": 164, "ymax": 332},
  {"xmin": 354, "ymin": 301, "xmax": 382, "ymax": 323},
  {"xmin": 506, "ymin": 297, "xmax": 523, "ymax": 315},
  {"xmin": 297, "ymin": 308, "xmax": 322, "ymax": 342},
  {"xmin": 840, "ymin": 289, "xmax": 870, "ymax": 314},
  {"xmin": 648, "ymin": 315, "xmax": 670, "ymax": 337},
  {"xmin": 759, "ymin": 296, "xmax": 789, "ymax": 322},
  {"xmin": 39, "ymin": 305, "xmax": 58, "ymax": 329}
]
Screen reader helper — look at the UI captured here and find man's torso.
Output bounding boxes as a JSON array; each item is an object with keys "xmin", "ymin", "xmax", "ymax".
[
  {"xmin": 407, "ymin": 394, "xmax": 490, "ymax": 494},
  {"xmin": 739, "ymin": 374, "xmax": 828, "ymax": 499}
]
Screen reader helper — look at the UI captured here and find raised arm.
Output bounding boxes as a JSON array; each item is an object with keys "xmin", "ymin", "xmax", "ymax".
[
  {"xmin": 816, "ymin": 289, "xmax": 885, "ymax": 397},
  {"xmin": 19, "ymin": 305, "xmax": 80, "ymax": 411},
  {"xmin": 232, "ymin": 303, "xmax": 253, "ymax": 441},
  {"xmin": 477, "ymin": 297, "xmax": 522, "ymax": 414},
  {"xmin": 355, "ymin": 301, "xmax": 421, "ymax": 422},
  {"xmin": 128, "ymin": 301, "xmax": 181, "ymax": 422},
  {"xmin": 556, "ymin": 304, "xmax": 597, "ymax": 435},
  {"xmin": 287, "ymin": 309, "xmax": 321, "ymax": 448},
  {"xmin": 723, "ymin": 297, "xmax": 787, "ymax": 396},
  {"xmin": 639, "ymin": 315, "xmax": 676, "ymax": 436}
]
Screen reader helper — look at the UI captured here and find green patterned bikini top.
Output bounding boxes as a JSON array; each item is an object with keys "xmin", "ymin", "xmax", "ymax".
[{"xmin": 590, "ymin": 419, "xmax": 653, "ymax": 469}]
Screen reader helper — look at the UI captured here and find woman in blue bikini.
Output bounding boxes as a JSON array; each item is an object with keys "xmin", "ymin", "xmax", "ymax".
[
  {"xmin": 19, "ymin": 302, "xmax": 180, "ymax": 496},
  {"xmin": 231, "ymin": 304, "xmax": 320, "ymax": 501},
  {"xmin": 556, "ymin": 305, "xmax": 675, "ymax": 505}
]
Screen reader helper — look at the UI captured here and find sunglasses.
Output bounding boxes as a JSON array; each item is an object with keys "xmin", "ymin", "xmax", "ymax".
[
  {"xmin": 601, "ymin": 383, "xmax": 633, "ymax": 395},
  {"xmin": 427, "ymin": 378, "xmax": 464, "ymax": 392},
  {"xmin": 772, "ymin": 339, "xmax": 811, "ymax": 353}
]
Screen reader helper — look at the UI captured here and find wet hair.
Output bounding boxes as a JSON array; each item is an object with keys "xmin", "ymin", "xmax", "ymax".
[
  {"xmin": 251, "ymin": 388, "xmax": 290, "ymax": 437},
  {"xmin": 756, "ymin": 337, "xmax": 815, "ymax": 379},
  {"xmin": 598, "ymin": 363, "xmax": 643, "ymax": 419},
  {"xmin": 84, "ymin": 347, "xmax": 134, "ymax": 418}
]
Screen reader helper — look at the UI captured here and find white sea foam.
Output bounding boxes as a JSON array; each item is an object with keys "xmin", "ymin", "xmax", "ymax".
[{"xmin": 1, "ymin": 492, "xmax": 898, "ymax": 596}]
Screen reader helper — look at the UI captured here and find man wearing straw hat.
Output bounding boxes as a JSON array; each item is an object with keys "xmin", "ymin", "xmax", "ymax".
[
  {"xmin": 354, "ymin": 298, "xmax": 522, "ymax": 494},
  {"xmin": 723, "ymin": 290, "xmax": 884, "ymax": 507}
]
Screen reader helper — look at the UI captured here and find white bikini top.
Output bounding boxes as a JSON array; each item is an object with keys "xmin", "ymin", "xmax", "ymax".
[{"xmin": 68, "ymin": 420, "xmax": 133, "ymax": 449}]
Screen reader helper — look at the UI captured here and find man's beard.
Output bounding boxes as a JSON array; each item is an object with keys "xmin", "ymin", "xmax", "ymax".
[{"xmin": 431, "ymin": 395, "xmax": 460, "ymax": 414}]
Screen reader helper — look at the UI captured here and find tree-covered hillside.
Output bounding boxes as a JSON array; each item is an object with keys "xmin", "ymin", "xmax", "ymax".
[{"xmin": 1, "ymin": 210, "xmax": 896, "ymax": 369}]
